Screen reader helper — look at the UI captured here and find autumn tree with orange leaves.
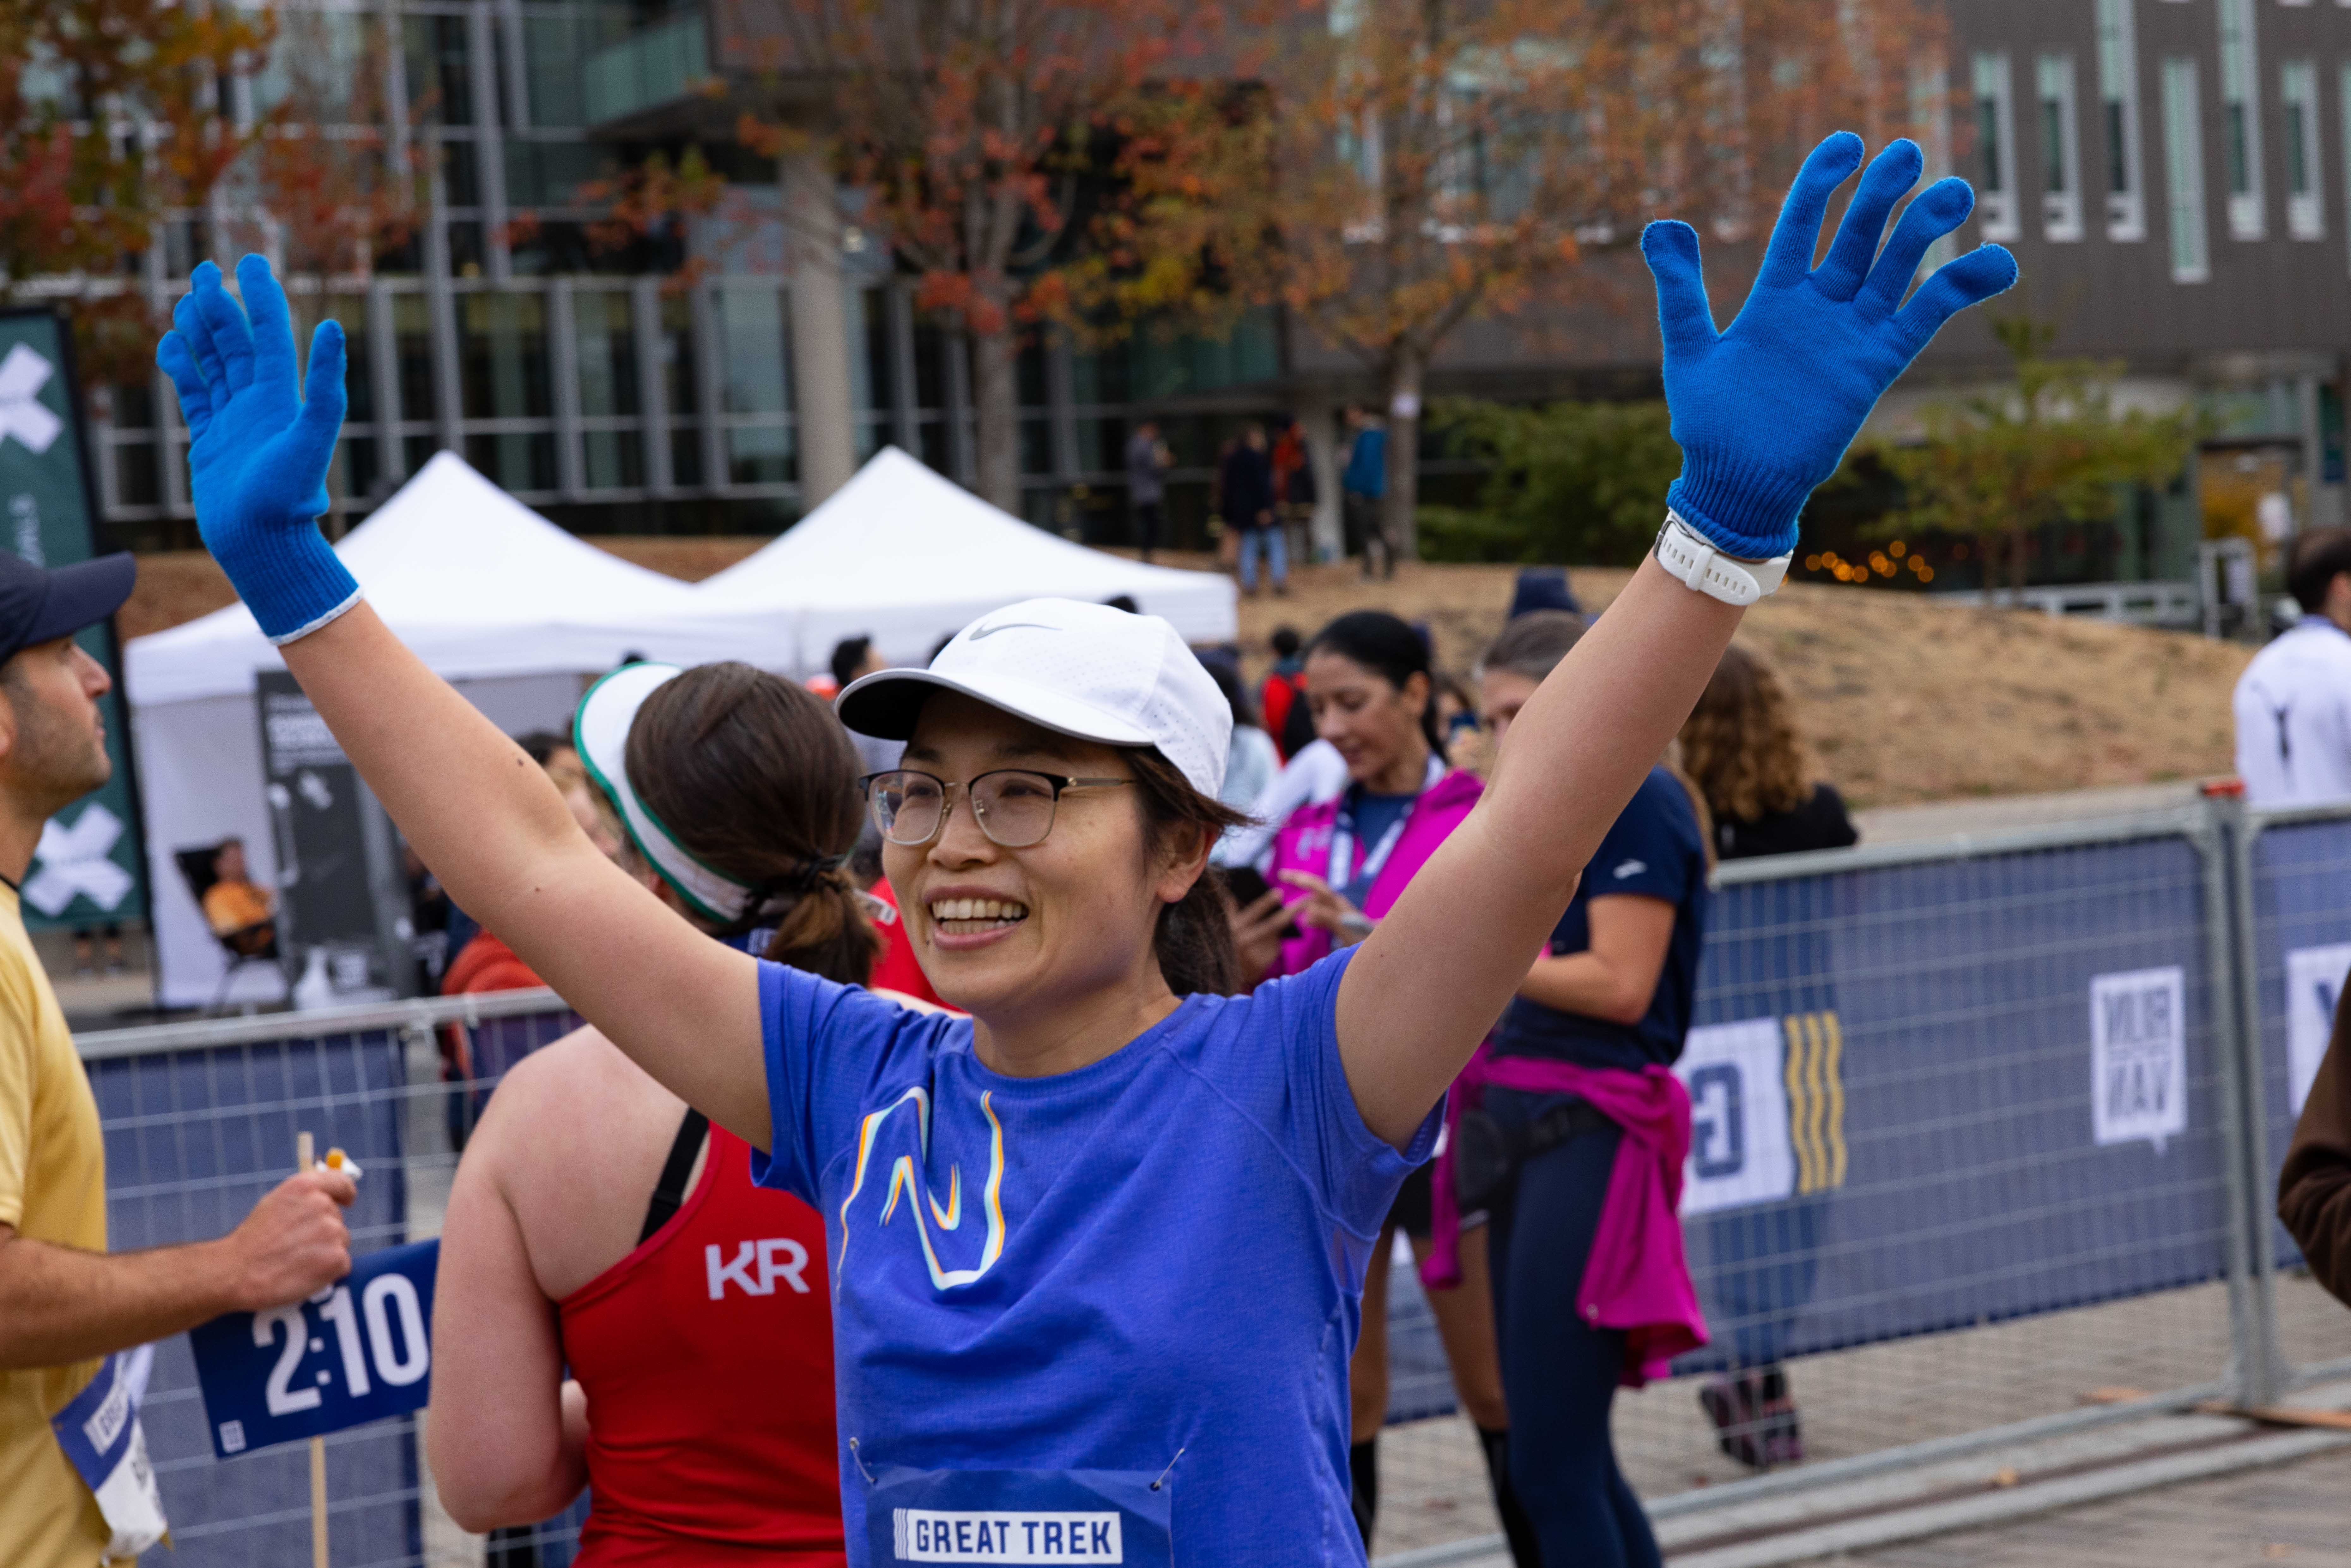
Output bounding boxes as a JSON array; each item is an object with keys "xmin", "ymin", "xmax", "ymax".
[
  {"xmin": 1189, "ymin": 0, "xmax": 1953, "ymax": 557},
  {"xmin": 0, "ymin": 0, "xmax": 268, "ymax": 381},
  {"xmin": 722, "ymin": 0, "xmax": 1263, "ymax": 513}
]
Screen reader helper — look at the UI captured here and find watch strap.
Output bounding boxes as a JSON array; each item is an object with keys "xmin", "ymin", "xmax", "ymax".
[{"xmin": 1653, "ymin": 513, "xmax": 1792, "ymax": 606}]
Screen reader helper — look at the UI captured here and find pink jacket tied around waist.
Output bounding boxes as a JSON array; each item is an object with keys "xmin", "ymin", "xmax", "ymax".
[{"xmin": 1428, "ymin": 1049, "xmax": 1709, "ymax": 1389}]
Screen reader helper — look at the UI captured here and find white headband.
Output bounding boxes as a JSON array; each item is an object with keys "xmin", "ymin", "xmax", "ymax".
[{"xmin": 573, "ymin": 663, "xmax": 761, "ymax": 925}]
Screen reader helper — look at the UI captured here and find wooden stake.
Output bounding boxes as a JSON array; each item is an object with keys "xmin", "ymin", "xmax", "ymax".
[{"xmin": 298, "ymin": 1130, "xmax": 328, "ymax": 1568}]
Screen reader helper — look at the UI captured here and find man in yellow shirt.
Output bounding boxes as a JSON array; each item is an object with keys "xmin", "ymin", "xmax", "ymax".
[{"xmin": 0, "ymin": 548, "xmax": 358, "ymax": 1566}]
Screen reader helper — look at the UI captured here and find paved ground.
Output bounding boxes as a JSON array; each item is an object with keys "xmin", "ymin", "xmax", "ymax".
[
  {"xmin": 1369, "ymin": 1271, "xmax": 2351, "ymax": 1562},
  {"xmin": 1791, "ymin": 1445, "xmax": 2351, "ymax": 1568}
]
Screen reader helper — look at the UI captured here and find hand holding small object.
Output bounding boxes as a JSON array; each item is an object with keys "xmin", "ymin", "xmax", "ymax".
[{"xmin": 1277, "ymin": 870, "xmax": 1375, "ymax": 946}]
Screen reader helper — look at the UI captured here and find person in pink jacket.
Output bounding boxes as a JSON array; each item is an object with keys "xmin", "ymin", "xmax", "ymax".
[{"xmin": 1233, "ymin": 610, "xmax": 1536, "ymax": 1567}]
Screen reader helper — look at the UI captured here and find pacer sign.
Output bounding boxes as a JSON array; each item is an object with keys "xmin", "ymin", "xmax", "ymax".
[
  {"xmin": 188, "ymin": 1239, "xmax": 437, "ymax": 1459},
  {"xmin": 2090, "ymin": 967, "xmax": 2187, "ymax": 1153}
]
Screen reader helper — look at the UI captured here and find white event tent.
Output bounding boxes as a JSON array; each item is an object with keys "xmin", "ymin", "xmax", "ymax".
[
  {"xmin": 693, "ymin": 445, "xmax": 1239, "ymax": 673},
  {"xmin": 126, "ymin": 452, "xmax": 754, "ymax": 1007}
]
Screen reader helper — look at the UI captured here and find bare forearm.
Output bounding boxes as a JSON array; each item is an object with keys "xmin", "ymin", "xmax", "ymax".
[
  {"xmin": 1519, "ymin": 953, "xmax": 1642, "ymax": 1024},
  {"xmin": 1482, "ymin": 559, "xmax": 1742, "ymax": 895},
  {"xmin": 276, "ymin": 607, "xmax": 769, "ymax": 1147},
  {"xmin": 432, "ymin": 1405, "xmax": 587, "ymax": 1531},
  {"xmin": 1338, "ymin": 560, "xmax": 1736, "ymax": 1142},
  {"xmin": 0, "ymin": 1235, "xmax": 238, "ymax": 1370},
  {"xmin": 277, "ymin": 605, "xmax": 590, "ymax": 933}
]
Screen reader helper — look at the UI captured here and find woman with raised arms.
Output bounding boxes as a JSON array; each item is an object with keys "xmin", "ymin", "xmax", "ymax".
[{"xmin": 156, "ymin": 135, "xmax": 2012, "ymax": 1566}]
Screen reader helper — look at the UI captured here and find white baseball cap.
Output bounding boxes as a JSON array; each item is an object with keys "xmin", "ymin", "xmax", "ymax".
[{"xmin": 836, "ymin": 598, "xmax": 1231, "ymax": 798}]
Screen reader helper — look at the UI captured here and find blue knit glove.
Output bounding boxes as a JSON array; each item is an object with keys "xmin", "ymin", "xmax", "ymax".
[
  {"xmin": 156, "ymin": 256, "xmax": 359, "ymax": 643},
  {"xmin": 1643, "ymin": 133, "xmax": 2019, "ymax": 560}
]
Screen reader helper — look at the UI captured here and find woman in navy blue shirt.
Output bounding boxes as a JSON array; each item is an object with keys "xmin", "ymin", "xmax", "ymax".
[
  {"xmin": 154, "ymin": 135, "xmax": 2010, "ymax": 1565},
  {"xmin": 1475, "ymin": 611, "xmax": 1710, "ymax": 1568}
]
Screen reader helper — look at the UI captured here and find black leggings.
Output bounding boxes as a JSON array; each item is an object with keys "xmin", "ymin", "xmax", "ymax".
[{"xmin": 1487, "ymin": 1090, "xmax": 1661, "ymax": 1568}]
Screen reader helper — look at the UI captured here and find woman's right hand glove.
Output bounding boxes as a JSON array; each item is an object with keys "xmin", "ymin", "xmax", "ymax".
[{"xmin": 156, "ymin": 256, "xmax": 360, "ymax": 644}]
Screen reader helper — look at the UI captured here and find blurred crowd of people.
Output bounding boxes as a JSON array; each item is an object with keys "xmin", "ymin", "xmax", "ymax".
[{"xmin": 1129, "ymin": 406, "xmax": 1402, "ymax": 596}]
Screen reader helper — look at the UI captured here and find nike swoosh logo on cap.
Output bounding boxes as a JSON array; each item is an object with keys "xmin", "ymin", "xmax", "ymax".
[{"xmin": 968, "ymin": 621, "xmax": 1059, "ymax": 640}]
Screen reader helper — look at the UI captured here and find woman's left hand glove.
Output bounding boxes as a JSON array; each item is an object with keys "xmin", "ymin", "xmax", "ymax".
[
  {"xmin": 156, "ymin": 256, "xmax": 360, "ymax": 643},
  {"xmin": 1642, "ymin": 133, "xmax": 2019, "ymax": 561}
]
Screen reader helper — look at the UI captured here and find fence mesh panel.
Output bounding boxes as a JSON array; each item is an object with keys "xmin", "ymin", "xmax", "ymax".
[
  {"xmin": 68, "ymin": 805, "xmax": 2351, "ymax": 1566},
  {"xmin": 1376, "ymin": 823, "xmax": 2254, "ymax": 1557},
  {"xmin": 2242, "ymin": 808, "xmax": 2351, "ymax": 1382},
  {"xmin": 90, "ymin": 1006, "xmax": 582, "ymax": 1568}
]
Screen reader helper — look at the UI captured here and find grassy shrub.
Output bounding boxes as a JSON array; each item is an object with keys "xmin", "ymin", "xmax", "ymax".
[{"xmin": 1417, "ymin": 398, "xmax": 1683, "ymax": 566}]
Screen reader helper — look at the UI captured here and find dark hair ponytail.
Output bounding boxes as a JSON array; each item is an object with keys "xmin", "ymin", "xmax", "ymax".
[
  {"xmin": 1307, "ymin": 610, "xmax": 1442, "ymax": 754},
  {"xmin": 1127, "ymin": 747, "xmax": 1251, "ymax": 996},
  {"xmin": 626, "ymin": 662, "xmax": 883, "ymax": 987}
]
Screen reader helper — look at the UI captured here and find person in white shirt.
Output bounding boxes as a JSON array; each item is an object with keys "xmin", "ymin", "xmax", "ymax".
[{"xmin": 2236, "ymin": 529, "xmax": 2351, "ymax": 808}]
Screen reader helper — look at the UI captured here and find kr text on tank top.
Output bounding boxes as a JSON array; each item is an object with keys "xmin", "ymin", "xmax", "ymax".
[{"xmin": 558, "ymin": 1120, "xmax": 845, "ymax": 1565}]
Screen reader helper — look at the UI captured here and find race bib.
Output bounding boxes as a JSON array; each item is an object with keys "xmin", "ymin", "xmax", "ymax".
[
  {"xmin": 867, "ymin": 1465, "xmax": 1173, "ymax": 1565},
  {"xmin": 49, "ymin": 1345, "xmax": 169, "ymax": 1559}
]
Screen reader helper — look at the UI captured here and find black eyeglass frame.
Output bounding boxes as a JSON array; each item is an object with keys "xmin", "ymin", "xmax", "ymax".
[{"xmin": 857, "ymin": 768, "xmax": 1136, "ymax": 848}]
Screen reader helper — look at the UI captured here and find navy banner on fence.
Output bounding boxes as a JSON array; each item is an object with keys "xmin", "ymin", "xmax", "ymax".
[
  {"xmin": 190, "ymin": 1239, "xmax": 439, "ymax": 1459},
  {"xmin": 1387, "ymin": 829, "xmax": 2232, "ymax": 1419},
  {"xmin": 1678, "ymin": 834, "xmax": 2228, "ymax": 1370}
]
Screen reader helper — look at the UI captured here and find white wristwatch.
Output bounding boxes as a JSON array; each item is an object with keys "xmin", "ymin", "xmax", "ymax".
[{"xmin": 1652, "ymin": 512, "xmax": 1792, "ymax": 607}]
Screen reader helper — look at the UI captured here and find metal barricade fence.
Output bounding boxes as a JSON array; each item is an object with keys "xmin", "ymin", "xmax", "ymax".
[
  {"xmin": 1373, "ymin": 804, "xmax": 2349, "ymax": 1562},
  {"xmin": 2229, "ymin": 797, "xmax": 2351, "ymax": 1403},
  {"xmin": 79, "ymin": 991, "xmax": 582, "ymax": 1568},
  {"xmin": 64, "ymin": 803, "xmax": 2351, "ymax": 1564}
]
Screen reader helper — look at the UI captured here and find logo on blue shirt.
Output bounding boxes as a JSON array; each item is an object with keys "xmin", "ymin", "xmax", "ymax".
[{"xmin": 839, "ymin": 1086, "xmax": 1010, "ymax": 1291}]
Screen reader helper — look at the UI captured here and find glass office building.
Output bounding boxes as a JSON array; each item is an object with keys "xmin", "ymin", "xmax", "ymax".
[{"xmin": 92, "ymin": 0, "xmax": 1281, "ymax": 550}]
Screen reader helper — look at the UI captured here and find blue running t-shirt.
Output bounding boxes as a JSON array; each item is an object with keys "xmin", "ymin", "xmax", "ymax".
[{"xmin": 748, "ymin": 946, "xmax": 1430, "ymax": 1565}]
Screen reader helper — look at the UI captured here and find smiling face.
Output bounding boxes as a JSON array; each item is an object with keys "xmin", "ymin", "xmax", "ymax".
[
  {"xmin": 884, "ymin": 693, "xmax": 1195, "ymax": 1040},
  {"xmin": 1305, "ymin": 649, "xmax": 1430, "ymax": 789}
]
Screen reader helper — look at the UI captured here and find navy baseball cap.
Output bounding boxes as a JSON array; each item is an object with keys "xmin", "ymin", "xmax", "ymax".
[{"xmin": 0, "ymin": 550, "xmax": 135, "ymax": 669}]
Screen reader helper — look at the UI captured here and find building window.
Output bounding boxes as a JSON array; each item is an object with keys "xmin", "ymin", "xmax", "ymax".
[
  {"xmin": 715, "ymin": 287, "xmax": 794, "ymax": 488},
  {"xmin": 459, "ymin": 291, "xmax": 556, "ymax": 494},
  {"xmin": 2095, "ymin": 0, "xmax": 2145, "ymax": 240},
  {"xmin": 1911, "ymin": 52, "xmax": 1958, "ymax": 272},
  {"xmin": 2038, "ymin": 54, "xmax": 2084, "ymax": 241},
  {"xmin": 2215, "ymin": 0, "xmax": 2263, "ymax": 239},
  {"xmin": 2280, "ymin": 60, "xmax": 2323, "ymax": 240},
  {"xmin": 572, "ymin": 288, "xmax": 644, "ymax": 491},
  {"xmin": 2342, "ymin": 64, "xmax": 2351, "ymax": 279},
  {"xmin": 1973, "ymin": 53, "xmax": 2019, "ymax": 241},
  {"xmin": 2161, "ymin": 57, "xmax": 2209, "ymax": 283}
]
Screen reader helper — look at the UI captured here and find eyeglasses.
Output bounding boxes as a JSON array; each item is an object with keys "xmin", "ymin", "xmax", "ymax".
[{"xmin": 861, "ymin": 768, "xmax": 1134, "ymax": 849}]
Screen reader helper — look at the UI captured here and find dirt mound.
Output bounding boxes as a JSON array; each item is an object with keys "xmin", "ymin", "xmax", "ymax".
[
  {"xmin": 1230, "ymin": 560, "xmax": 2250, "ymax": 808},
  {"xmin": 119, "ymin": 545, "xmax": 2249, "ymax": 809}
]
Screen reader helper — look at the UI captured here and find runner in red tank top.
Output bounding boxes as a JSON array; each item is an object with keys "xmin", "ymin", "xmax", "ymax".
[
  {"xmin": 561, "ymin": 1118, "xmax": 839, "ymax": 1565},
  {"xmin": 427, "ymin": 662, "xmax": 940, "ymax": 1559}
]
